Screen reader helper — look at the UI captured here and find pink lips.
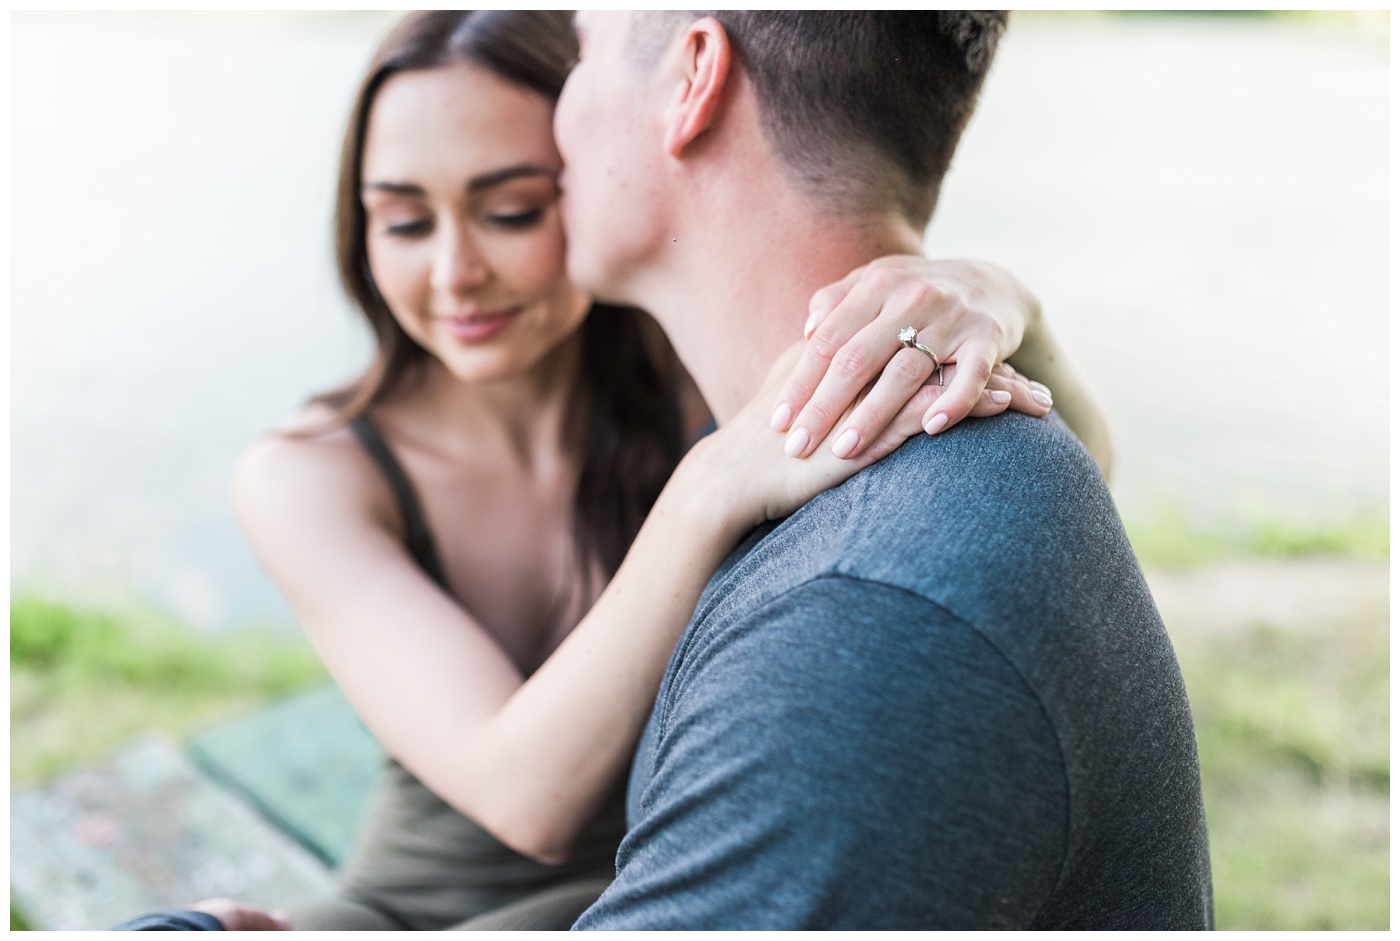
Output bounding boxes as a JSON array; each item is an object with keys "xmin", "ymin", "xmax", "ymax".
[{"xmin": 438, "ymin": 307, "xmax": 522, "ymax": 342}]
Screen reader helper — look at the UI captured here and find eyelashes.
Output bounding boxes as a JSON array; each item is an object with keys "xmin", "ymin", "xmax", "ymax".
[
  {"xmin": 380, "ymin": 208, "xmax": 546, "ymax": 239},
  {"xmin": 385, "ymin": 219, "xmax": 432, "ymax": 237},
  {"xmin": 486, "ymin": 209, "xmax": 545, "ymax": 229}
]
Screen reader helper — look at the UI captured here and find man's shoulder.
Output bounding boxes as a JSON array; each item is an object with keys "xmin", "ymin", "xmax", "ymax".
[
  {"xmin": 680, "ymin": 408, "xmax": 1173, "ymax": 761},
  {"xmin": 700, "ymin": 411, "xmax": 1123, "ymax": 628},
  {"xmin": 834, "ymin": 408, "xmax": 1102, "ymax": 529}
]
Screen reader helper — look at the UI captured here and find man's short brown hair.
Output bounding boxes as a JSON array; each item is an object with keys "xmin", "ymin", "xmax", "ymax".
[{"xmin": 632, "ymin": 11, "xmax": 1007, "ymax": 230}]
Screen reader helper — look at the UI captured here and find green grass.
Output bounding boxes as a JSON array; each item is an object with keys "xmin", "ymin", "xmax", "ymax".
[
  {"xmin": 10, "ymin": 594, "xmax": 326, "ymax": 788},
  {"xmin": 1175, "ymin": 610, "xmax": 1389, "ymax": 928},
  {"xmin": 1125, "ymin": 507, "xmax": 1389, "ymax": 570},
  {"xmin": 1128, "ymin": 506, "xmax": 1390, "ymax": 927}
]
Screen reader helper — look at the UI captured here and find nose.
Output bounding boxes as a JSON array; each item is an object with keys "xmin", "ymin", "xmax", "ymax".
[{"xmin": 430, "ymin": 222, "xmax": 489, "ymax": 295}]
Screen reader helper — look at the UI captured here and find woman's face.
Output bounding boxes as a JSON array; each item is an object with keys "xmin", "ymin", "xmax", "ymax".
[{"xmin": 360, "ymin": 63, "xmax": 589, "ymax": 385}]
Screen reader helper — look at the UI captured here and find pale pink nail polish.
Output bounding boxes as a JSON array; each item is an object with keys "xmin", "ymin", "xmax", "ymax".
[
  {"xmin": 990, "ymin": 390, "xmax": 1012, "ymax": 405},
  {"xmin": 924, "ymin": 412, "xmax": 949, "ymax": 435},
  {"xmin": 770, "ymin": 401, "xmax": 792, "ymax": 430},
  {"xmin": 803, "ymin": 309, "xmax": 820, "ymax": 338},
  {"xmin": 1032, "ymin": 391, "xmax": 1053, "ymax": 407},
  {"xmin": 832, "ymin": 428, "xmax": 860, "ymax": 459},
  {"xmin": 784, "ymin": 427, "xmax": 811, "ymax": 457}
]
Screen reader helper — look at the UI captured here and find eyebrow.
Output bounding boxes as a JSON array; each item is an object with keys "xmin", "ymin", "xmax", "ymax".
[
  {"xmin": 362, "ymin": 181, "xmax": 425, "ymax": 197},
  {"xmin": 467, "ymin": 164, "xmax": 556, "ymax": 191},
  {"xmin": 362, "ymin": 164, "xmax": 556, "ymax": 197}
]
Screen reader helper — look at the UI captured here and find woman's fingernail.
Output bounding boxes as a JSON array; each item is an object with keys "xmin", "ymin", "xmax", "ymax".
[
  {"xmin": 770, "ymin": 401, "xmax": 792, "ymax": 430},
  {"xmin": 924, "ymin": 412, "xmax": 949, "ymax": 435},
  {"xmin": 784, "ymin": 427, "xmax": 811, "ymax": 457},
  {"xmin": 1032, "ymin": 390, "xmax": 1053, "ymax": 407},
  {"xmin": 990, "ymin": 390, "xmax": 1012, "ymax": 405},
  {"xmin": 832, "ymin": 428, "xmax": 860, "ymax": 459},
  {"xmin": 803, "ymin": 309, "xmax": 820, "ymax": 338}
]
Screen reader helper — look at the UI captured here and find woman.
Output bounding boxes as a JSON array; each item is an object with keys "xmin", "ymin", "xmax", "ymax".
[{"xmin": 234, "ymin": 10, "xmax": 1109, "ymax": 932}]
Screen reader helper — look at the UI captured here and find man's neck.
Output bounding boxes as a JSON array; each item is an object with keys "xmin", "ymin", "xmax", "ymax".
[{"xmin": 630, "ymin": 191, "xmax": 924, "ymax": 423}]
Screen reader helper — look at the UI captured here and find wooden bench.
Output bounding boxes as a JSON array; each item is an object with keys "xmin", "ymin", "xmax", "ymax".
[{"xmin": 10, "ymin": 685, "xmax": 382, "ymax": 930}]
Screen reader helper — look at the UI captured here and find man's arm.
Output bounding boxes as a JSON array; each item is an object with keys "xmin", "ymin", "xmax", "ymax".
[
  {"xmin": 113, "ymin": 898, "xmax": 288, "ymax": 930},
  {"xmin": 574, "ymin": 576, "xmax": 1069, "ymax": 930}
]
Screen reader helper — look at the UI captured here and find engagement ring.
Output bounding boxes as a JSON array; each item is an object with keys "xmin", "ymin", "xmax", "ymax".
[{"xmin": 898, "ymin": 327, "xmax": 944, "ymax": 386}]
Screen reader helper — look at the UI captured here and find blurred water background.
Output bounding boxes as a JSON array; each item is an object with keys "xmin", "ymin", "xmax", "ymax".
[
  {"xmin": 9, "ymin": 11, "xmax": 1390, "ymax": 931},
  {"xmin": 11, "ymin": 11, "xmax": 1388, "ymax": 630}
]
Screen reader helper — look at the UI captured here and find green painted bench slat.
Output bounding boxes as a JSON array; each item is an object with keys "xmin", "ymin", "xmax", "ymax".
[{"xmin": 187, "ymin": 683, "xmax": 383, "ymax": 869}]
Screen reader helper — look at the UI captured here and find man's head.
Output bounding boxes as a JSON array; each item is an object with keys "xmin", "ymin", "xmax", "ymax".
[
  {"xmin": 555, "ymin": 11, "xmax": 1006, "ymax": 300},
  {"xmin": 636, "ymin": 11, "xmax": 1005, "ymax": 228}
]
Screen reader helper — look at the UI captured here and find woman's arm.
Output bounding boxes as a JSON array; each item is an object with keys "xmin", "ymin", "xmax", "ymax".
[
  {"xmin": 1005, "ymin": 312, "xmax": 1114, "ymax": 481},
  {"xmin": 771, "ymin": 256, "xmax": 1114, "ymax": 479},
  {"xmin": 233, "ymin": 434, "xmax": 710, "ymax": 866},
  {"xmin": 232, "ymin": 365, "xmax": 916, "ymax": 866}
]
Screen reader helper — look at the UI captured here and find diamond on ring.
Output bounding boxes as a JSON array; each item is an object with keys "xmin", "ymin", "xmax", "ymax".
[{"xmin": 898, "ymin": 326, "xmax": 918, "ymax": 345}]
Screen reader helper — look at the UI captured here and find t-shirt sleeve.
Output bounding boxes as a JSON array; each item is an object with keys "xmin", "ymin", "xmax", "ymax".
[
  {"xmin": 112, "ymin": 910, "xmax": 225, "ymax": 930},
  {"xmin": 574, "ymin": 576, "xmax": 1069, "ymax": 930}
]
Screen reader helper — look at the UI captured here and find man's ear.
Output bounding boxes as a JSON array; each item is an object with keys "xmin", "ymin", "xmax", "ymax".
[{"xmin": 663, "ymin": 17, "xmax": 732, "ymax": 159}]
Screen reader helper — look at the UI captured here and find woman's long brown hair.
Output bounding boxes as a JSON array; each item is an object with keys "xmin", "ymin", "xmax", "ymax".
[{"xmin": 314, "ymin": 11, "xmax": 683, "ymax": 580}]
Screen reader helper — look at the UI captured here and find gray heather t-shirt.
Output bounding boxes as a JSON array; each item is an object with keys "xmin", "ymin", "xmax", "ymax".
[{"xmin": 575, "ymin": 411, "xmax": 1213, "ymax": 930}]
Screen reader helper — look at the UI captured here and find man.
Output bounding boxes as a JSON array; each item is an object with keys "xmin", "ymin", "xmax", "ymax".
[{"xmin": 554, "ymin": 12, "xmax": 1212, "ymax": 930}]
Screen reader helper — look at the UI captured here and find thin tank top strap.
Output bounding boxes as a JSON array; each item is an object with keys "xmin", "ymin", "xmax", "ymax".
[{"xmin": 348, "ymin": 415, "xmax": 450, "ymax": 590}]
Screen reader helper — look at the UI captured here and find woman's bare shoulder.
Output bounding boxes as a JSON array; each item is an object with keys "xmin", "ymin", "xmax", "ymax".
[{"xmin": 233, "ymin": 404, "xmax": 388, "ymax": 528}]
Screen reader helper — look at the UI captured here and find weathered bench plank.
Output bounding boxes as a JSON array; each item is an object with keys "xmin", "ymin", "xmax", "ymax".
[{"xmin": 10, "ymin": 734, "xmax": 337, "ymax": 931}]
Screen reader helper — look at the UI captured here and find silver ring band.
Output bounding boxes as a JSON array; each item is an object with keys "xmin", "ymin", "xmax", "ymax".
[{"xmin": 898, "ymin": 326, "xmax": 944, "ymax": 386}]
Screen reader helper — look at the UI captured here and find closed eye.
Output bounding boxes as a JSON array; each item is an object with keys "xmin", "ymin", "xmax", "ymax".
[
  {"xmin": 488, "ymin": 209, "xmax": 545, "ymax": 229},
  {"xmin": 385, "ymin": 219, "xmax": 432, "ymax": 237}
]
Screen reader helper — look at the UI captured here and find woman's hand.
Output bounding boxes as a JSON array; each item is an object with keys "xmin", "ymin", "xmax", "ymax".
[
  {"xmin": 683, "ymin": 342, "xmax": 938, "ymax": 532},
  {"xmin": 771, "ymin": 256, "xmax": 1056, "ymax": 460},
  {"xmin": 189, "ymin": 899, "xmax": 289, "ymax": 930}
]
